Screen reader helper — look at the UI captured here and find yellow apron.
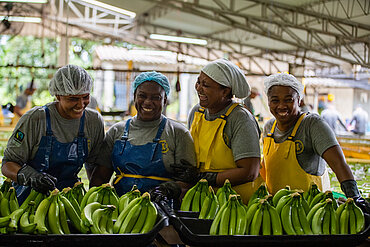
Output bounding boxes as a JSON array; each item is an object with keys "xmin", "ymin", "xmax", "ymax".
[
  {"xmin": 261, "ymin": 113, "xmax": 330, "ymax": 195},
  {"xmin": 12, "ymin": 99, "xmax": 32, "ymax": 126},
  {"xmin": 190, "ymin": 103, "xmax": 263, "ymax": 204}
]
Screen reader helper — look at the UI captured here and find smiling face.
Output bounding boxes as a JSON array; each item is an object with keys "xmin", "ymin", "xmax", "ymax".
[
  {"xmin": 56, "ymin": 93, "xmax": 90, "ymax": 119},
  {"xmin": 134, "ymin": 81, "xmax": 167, "ymax": 121},
  {"xmin": 195, "ymin": 72, "xmax": 232, "ymax": 114},
  {"xmin": 267, "ymin": 85, "xmax": 301, "ymax": 130}
]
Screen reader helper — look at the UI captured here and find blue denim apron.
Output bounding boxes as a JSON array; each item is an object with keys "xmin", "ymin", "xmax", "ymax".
[
  {"xmin": 15, "ymin": 105, "xmax": 88, "ymax": 203},
  {"xmin": 112, "ymin": 117, "xmax": 171, "ymax": 196}
]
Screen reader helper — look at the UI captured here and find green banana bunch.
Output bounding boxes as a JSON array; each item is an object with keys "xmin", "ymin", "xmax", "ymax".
[
  {"xmin": 79, "ymin": 186, "xmax": 101, "ymax": 211},
  {"xmin": 337, "ymin": 198, "xmax": 365, "ymax": 234},
  {"xmin": 209, "ymin": 194, "xmax": 247, "ymax": 235},
  {"xmin": 180, "ymin": 179, "xmax": 210, "ymax": 212},
  {"xmin": 272, "ymin": 186, "xmax": 293, "ymax": 207},
  {"xmin": 19, "ymin": 201, "xmax": 37, "ymax": 234},
  {"xmin": 61, "ymin": 187, "xmax": 81, "ymax": 216},
  {"xmin": 0, "ymin": 187, "xmax": 19, "ymax": 217},
  {"xmin": 6, "ymin": 208, "xmax": 24, "ymax": 233},
  {"xmin": 303, "ymin": 182, "xmax": 321, "ymax": 206},
  {"xmin": 81, "ymin": 201, "xmax": 103, "ymax": 230},
  {"xmin": 19, "ymin": 189, "xmax": 38, "ymax": 210},
  {"xmin": 114, "ymin": 192, "xmax": 158, "ymax": 234},
  {"xmin": 90, "ymin": 204, "xmax": 116, "ymax": 234},
  {"xmin": 118, "ymin": 189, "xmax": 141, "ymax": 214},
  {"xmin": 199, "ymin": 186, "xmax": 219, "ymax": 220},
  {"xmin": 216, "ymin": 179, "xmax": 237, "ymax": 207},
  {"xmin": 71, "ymin": 181, "xmax": 87, "ymax": 204},
  {"xmin": 247, "ymin": 182, "xmax": 269, "ymax": 207}
]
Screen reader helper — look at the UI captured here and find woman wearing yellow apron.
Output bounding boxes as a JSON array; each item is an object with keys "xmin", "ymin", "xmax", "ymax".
[
  {"xmin": 185, "ymin": 58, "xmax": 262, "ymax": 205},
  {"xmin": 261, "ymin": 73, "xmax": 369, "ymax": 214}
]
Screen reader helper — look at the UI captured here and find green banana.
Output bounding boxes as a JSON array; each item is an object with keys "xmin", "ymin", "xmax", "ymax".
[
  {"xmin": 209, "ymin": 202, "xmax": 228, "ymax": 235},
  {"xmin": 140, "ymin": 197, "xmax": 157, "ymax": 234},
  {"xmin": 19, "ymin": 189, "xmax": 37, "ymax": 210},
  {"xmin": 291, "ymin": 200, "xmax": 304, "ymax": 235},
  {"xmin": 272, "ymin": 185, "xmax": 292, "ymax": 207},
  {"xmin": 0, "ymin": 215, "xmax": 11, "ymax": 228},
  {"xmin": 7, "ymin": 208, "xmax": 24, "ymax": 233},
  {"xmin": 228, "ymin": 200, "xmax": 237, "ymax": 235},
  {"xmin": 80, "ymin": 186, "xmax": 100, "ymax": 210},
  {"xmin": 180, "ymin": 183, "xmax": 199, "ymax": 211},
  {"xmin": 309, "ymin": 191, "xmax": 325, "ymax": 209},
  {"xmin": 0, "ymin": 178, "xmax": 12, "ymax": 193},
  {"xmin": 322, "ymin": 204, "xmax": 331, "ymax": 235},
  {"xmin": 199, "ymin": 193, "xmax": 211, "ymax": 219},
  {"xmin": 91, "ymin": 208, "xmax": 106, "ymax": 234},
  {"xmin": 58, "ymin": 196, "xmax": 70, "ymax": 234},
  {"xmin": 62, "ymin": 187, "xmax": 81, "ymax": 216},
  {"xmin": 352, "ymin": 202, "xmax": 365, "ymax": 233},
  {"xmin": 249, "ymin": 204, "xmax": 263, "ymax": 235},
  {"xmin": 245, "ymin": 199, "xmax": 261, "ymax": 234},
  {"xmin": 307, "ymin": 201, "xmax": 326, "ymax": 225},
  {"xmin": 206, "ymin": 199, "xmax": 220, "ymax": 220},
  {"xmin": 199, "ymin": 180, "xmax": 209, "ymax": 208},
  {"xmin": 235, "ymin": 200, "xmax": 247, "ymax": 235},
  {"xmin": 72, "ymin": 181, "xmax": 86, "ymax": 204},
  {"xmin": 60, "ymin": 195, "xmax": 83, "ymax": 233},
  {"xmin": 34, "ymin": 196, "xmax": 52, "ymax": 234},
  {"xmin": 191, "ymin": 187, "xmax": 202, "ymax": 212},
  {"xmin": 276, "ymin": 194, "xmax": 293, "ymax": 216},
  {"xmin": 19, "ymin": 207, "xmax": 37, "ymax": 234},
  {"xmin": 348, "ymin": 204, "xmax": 357, "ymax": 234},
  {"xmin": 329, "ymin": 204, "xmax": 338, "ymax": 234},
  {"xmin": 262, "ymin": 204, "xmax": 271, "ymax": 235},
  {"xmin": 131, "ymin": 201, "xmax": 148, "ymax": 233},
  {"xmin": 339, "ymin": 206, "xmax": 349, "ymax": 234},
  {"xmin": 119, "ymin": 202, "xmax": 142, "ymax": 233},
  {"xmin": 8, "ymin": 187, "xmax": 19, "ymax": 213},
  {"xmin": 0, "ymin": 189, "xmax": 11, "ymax": 217},
  {"xmin": 218, "ymin": 200, "xmax": 232, "ymax": 235},
  {"xmin": 248, "ymin": 182, "xmax": 268, "ymax": 207},
  {"xmin": 281, "ymin": 201, "xmax": 295, "ymax": 235},
  {"xmin": 297, "ymin": 198, "xmax": 312, "ymax": 235},
  {"xmin": 311, "ymin": 207, "xmax": 325, "ymax": 235},
  {"xmin": 48, "ymin": 191, "xmax": 64, "ymax": 234},
  {"xmin": 118, "ymin": 189, "xmax": 141, "ymax": 213},
  {"xmin": 81, "ymin": 201, "xmax": 102, "ymax": 228},
  {"xmin": 267, "ymin": 203, "xmax": 282, "ymax": 235}
]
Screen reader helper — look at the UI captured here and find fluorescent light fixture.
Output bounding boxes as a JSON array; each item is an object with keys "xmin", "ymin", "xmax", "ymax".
[
  {"xmin": 150, "ymin": 34, "xmax": 207, "ymax": 46},
  {"xmin": 0, "ymin": 16, "xmax": 42, "ymax": 23},
  {"xmin": 80, "ymin": 0, "xmax": 136, "ymax": 18},
  {"xmin": 0, "ymin": 0, "xmax": 48, "ymax": 3}
]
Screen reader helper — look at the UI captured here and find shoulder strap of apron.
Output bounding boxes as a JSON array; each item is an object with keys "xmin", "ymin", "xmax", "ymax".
[
  {"xmin": 287, "ymin": 113, "xmax": 306, "ymax": 140},
  {"xmin": 77, "ymin": 111, "xmax": 86, "ymax": 137},
  {"xmin": 153, "ymin": 116, "xmax": 167, "ymax": 142},
  {"xmin": 219, "ymin": 103, "xmax": 239, "ymax": 120},
  {"xmin": 121, "ymin": 118, "xmax": 132, "ymax": 140},
  {"xmin": 42, "ymin": 105, "xmax": 53, "ymax": 171}
]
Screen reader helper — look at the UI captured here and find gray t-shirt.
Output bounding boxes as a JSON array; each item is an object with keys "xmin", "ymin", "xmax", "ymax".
[
  {"xmin": 95, "ymin": 115, "xmax": 197, "ymax": 174},
  {"xmin": 2, "ymin": 102, "xmax": 105, "ymax": 166},
  {"xmin": 188, "ymin": 102, "xmax": 261, "ymax": 161},
  {"xmin": 351, "ymin": 108, "xmax": 368, "ymax": 134},
  {"xmin": 263, "ymin": 112, "xmax": 338, "ymax": 176},
  {"xmin": 321, "ymin": 108, "xmax": 346, "ymax": 133}
]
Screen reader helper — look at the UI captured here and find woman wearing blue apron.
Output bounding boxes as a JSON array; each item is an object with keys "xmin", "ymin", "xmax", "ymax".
[
  {"xmin": 90, "ymin": 71, "xmax": 197, "ymax": 202},
  {"xmin": 1, "ymin": 65, "xmax": 105, "ymax": 204}
]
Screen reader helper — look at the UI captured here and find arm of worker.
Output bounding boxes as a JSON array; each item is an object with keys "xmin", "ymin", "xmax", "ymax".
[
  {"xmin": 89, "ymin": 165, "xmax": 114, "ymax": 187},
  {"xmin": 322, "ymin": 145, "xmax": 370, "ymax": 214},
  {"xmin": 2, "ymin": 161, "xmax": 56, "ymax": 194}
]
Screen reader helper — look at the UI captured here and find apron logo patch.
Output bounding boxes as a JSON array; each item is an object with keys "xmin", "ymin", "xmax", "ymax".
[
  {"xmin": 295, "ymin": 140, "xmax": 304, "ymax": 154},
  {"xmin": 159, "ymin": 140, "xmax": 169, "ymax": 153},
  {"xmin": 14, "ymin": 130, "xmax": 25, "ymax": 143}
]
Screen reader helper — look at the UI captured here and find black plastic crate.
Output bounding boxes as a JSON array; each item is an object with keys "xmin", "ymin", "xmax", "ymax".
[
  {"xmin": 169, "ymin": 215, "xmax": 370, "ymax": 247},
  {"xmin": 0, "ymin": 203, "xmax": 168, "ymax": 247}
]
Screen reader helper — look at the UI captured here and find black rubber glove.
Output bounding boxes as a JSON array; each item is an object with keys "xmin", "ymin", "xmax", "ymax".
[
  {"xmin": 17, "ymin": 165, "xmax": 57, "ymax": 195},
  {"xmin": 149, "ymin": 181, "xmax": 182, "ymax": 204},
  {"xmin": 341, "ymin": 179, "xmax": 370, "ymax": 215},
  {"xmin": 171, "ymin": 159, "xmax": 218, "ymax": 186}
]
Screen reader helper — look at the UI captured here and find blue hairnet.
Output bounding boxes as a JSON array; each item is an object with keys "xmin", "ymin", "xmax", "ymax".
[{"xmin": 132, "ymin": 71, "xmax": 170, "ymax": 96}]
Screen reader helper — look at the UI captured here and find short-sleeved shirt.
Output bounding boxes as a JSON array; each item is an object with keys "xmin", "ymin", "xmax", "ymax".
[
  {"xmin": 351, "ymin": 108, "xmax": 368, "ymax": 134},
  {"xmin": 188, "ymin": 102, "xmax": 261, "ymax": 161},
  {"xmin": 2, "ymin": 102, "xmax": 105, "ymax": 166},
  {"xmin": 95, "ymin": 114, "xmax": 197, "ymax": 174},
  {"xmin": 262, "ymin": 112, "xmax": 338, "ymax": 176}
]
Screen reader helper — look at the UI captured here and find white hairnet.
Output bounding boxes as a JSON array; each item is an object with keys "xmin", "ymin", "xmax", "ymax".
[
  {"xmin": 201, "ymin": 58, "xmax": 250, "ymax": 98},
  {"xmin": 49, "ymin": 65, "xmax": 92, "ymax": 96},
  {"xmin": 264, "ymin": 73, "xmax": 304, "ymax": 99}
]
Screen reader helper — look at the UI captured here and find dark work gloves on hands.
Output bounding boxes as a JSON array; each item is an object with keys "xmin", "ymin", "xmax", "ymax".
[
  {"xmin": 341, "ymin": 179, "xmax": 370, "ymax": 215},
  {"xmin": 149, "ymin": 181, "xmax": 182, "ymax": 204},
  {"xmin": 170, "ymin": 159, "xmax": 218, "ymax": 186},
  {"xmin": 17, "ymin": 165, "xmax": 57, "ymax": 195}
]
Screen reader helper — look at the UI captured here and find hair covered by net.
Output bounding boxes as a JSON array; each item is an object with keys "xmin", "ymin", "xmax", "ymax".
[
  {"xmin": 264, "ymin": 73, "xmax": 304, "ymax": 99},
  {"xmin": 132, "ymin": 71, "xmax": 170, "ymax": 96},
  {"xmin": 49, "ymin": 64, "xmax": 92, "ymax": 96}
]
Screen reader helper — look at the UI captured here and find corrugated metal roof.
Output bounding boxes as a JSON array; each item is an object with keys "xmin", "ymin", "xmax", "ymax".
[{"xmin": 94, "ymin": 45, "xmax": 208, "ymax": 66}]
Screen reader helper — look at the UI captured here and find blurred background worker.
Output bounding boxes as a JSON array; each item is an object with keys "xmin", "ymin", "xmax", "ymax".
[
  {"xmin": 243, "ymin": 86, "xmax": 259, "ymax": 115},
  {"xmin": 320, "ymin": 94, "xmax": 347, "ymax": 134},
  {"xmin": 350, "ymin": 104, "xmax": 368, "ymax": 137},
  {"xmin": 11, "ymin": 79, "xmax": 37, "ymax": 126}
]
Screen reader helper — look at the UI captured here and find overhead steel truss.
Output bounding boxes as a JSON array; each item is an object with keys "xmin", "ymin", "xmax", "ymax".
[{"xmin": 1, "ymin": 0, "xmax": 369, "ymax": 74}]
